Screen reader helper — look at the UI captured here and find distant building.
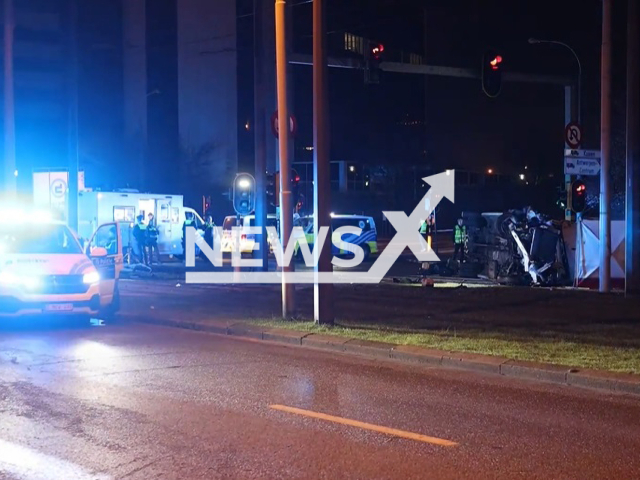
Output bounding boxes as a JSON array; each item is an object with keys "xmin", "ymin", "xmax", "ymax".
[
  {"xmin": 122, "ymin": 0, "xmax": 238, "ymax": 196},
  {"xmin": 1, "ymin": 0, "xmax": 68, "ymax": 190}
]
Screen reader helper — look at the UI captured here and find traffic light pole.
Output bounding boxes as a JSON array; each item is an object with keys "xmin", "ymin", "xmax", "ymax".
[
  {"xmin": 254, "ymin": 0, "xmax": 269, "ymax": 272},
  {"xmin": 313, "ymin": 0, "xmax": 334, "ymax": 325},
  {"xmin": 626, "ymin": 0, "xmax": 640, "ymax": 294},
  {"xmin": 67, "ymin": 0, "xmax": 79, "ymax": 231},
  {"xmin": 3, "ymin": 0, "xmax": 16, "ymax": 196},
  {"xmin": 275, "ymin": 0, "xmax": 295, "ymax": 318},
  {"xmin": 600, "ymin": 0, "xmax": 612, "ymax": 293}
]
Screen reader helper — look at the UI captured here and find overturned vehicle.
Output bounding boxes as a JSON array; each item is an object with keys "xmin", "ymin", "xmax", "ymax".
[{"xmin": 464, "ymin": 208, "xmax": 571, "ymax": 286}]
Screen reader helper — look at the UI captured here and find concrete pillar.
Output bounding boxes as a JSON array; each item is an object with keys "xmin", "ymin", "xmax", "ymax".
[
  {"xmin": 122, "ymin": 0, "xmax": 148, "ymax": 188},
  {"xmin": 177, "ymin": 0, "xmax": 238, "ymax": 190}
]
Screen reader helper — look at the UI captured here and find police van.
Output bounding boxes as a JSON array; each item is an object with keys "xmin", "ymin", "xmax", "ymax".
[
  {"xmin": 0, "ymin": 209, "xmax": 123, "ymax": 319},
  {"xmin": 297, "ymin": 214, "xmax": 378, "ymax": 259}
]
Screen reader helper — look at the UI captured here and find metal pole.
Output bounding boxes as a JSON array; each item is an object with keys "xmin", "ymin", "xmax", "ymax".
[
  {"xmin": 3, "ymin": 0, "xmax": 16, "ymax": 196},
  {"xmin": 313, "ymin": 0, "xmax": 334, "ymax": 324},
  {"xmin": 528, "ymin": 39, "xmax": 582, "ymax": 124},
  {"xmin": 67, "ymin": 0, "xmax": 79, "ymax": 231},
  {"xmin": 626, "ymin": 0, "xmax": 640, "ymax": 294},
  {"xmin": 564, "ymin": 85, "xmax": 576, "ymax": 222},
  {"xmin": 254, "ymin": 0, "xmax": 269, "ymax": 272},
  {"xmin": 423, "ymin": 6, "xmax": 428, "ymax": 162},
  {"xmin": 275, "ymin": 0, "xmax": 295, "ymax": 317},
  {"xmin": 600, "ymin": 0, "xmax": 612, "ymax": 292}
]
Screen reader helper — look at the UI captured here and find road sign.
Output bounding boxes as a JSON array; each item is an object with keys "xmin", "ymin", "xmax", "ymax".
[
  {"xmin": 564, "ymin": 157, "xmax": 601, "ymax": 176},
  {"xmin": 50, "ymin": 178, "xmax": 67, "ymax": 199},
  {"xmin": 271, "ymin": 111, "xmax": 297, "ymax": 139},
  {"xmin": 564, "ymin": 122, "xmax": 582, "ymax": 148},
  {"xmin": 564, "ymin": 149, "xmax": 601, "ymax": 159}
]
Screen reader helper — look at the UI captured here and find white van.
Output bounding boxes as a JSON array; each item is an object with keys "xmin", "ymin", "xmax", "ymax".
[
  {"xmin": 0, "ymin": 209, "xmax": 122, "ymax": 319},
  {"xmin": 221, "ymin": 214, "xmax": 278, "ymax": 254},
  {"xmin": 78, "ymin": 190, "xmax": 205, "ymax": 257}
]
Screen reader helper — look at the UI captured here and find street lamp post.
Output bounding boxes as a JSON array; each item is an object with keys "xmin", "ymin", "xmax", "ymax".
[
  {"xmin": 528, "ymin": 38, "xmax": 582, "ymax": 124},
  {"xmin": 4, "ymin": 0, "xmax": 16, "ymax": 197},
  {"xmin": 275, "ymin": 0, "xmax": 295, "ymax": 318}
]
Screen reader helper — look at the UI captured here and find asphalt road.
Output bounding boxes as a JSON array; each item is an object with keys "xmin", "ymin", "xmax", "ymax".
[{"xmin": 1, "ymin": 322, "xmax": 640, "ymax": 479}]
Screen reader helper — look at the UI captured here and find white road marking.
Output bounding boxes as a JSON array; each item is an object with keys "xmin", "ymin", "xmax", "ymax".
[{"xmin": 0, "ymin": 439, "xmax": 111, "ymax": 480}]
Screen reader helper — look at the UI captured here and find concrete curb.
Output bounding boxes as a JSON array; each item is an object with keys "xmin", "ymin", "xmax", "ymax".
[{"xmin": 123, "ymin": 314, "xmax": 640, "ymax": 397}]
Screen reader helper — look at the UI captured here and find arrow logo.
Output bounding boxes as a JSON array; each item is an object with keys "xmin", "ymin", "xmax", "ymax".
[{"xmin": 363, "ymin": 170, "xmax": 454, "ymax": 283}]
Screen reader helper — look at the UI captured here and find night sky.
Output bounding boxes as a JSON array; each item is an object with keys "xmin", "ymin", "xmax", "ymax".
[
  {"xmin": 76, "ymin": 0, "xmax": 618, "ymax": 195},
  {"xmin": 275, "ymin": 0, "xmax": 605, "ymax": 177}
]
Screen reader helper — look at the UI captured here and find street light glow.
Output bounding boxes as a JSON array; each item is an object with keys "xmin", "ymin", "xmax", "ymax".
[{"xmin": 487, "ymin": 168, "xmax": 493, "ymax": 174}]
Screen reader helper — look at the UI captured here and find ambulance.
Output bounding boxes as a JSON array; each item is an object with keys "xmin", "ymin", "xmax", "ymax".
[
  {"xmin": 0, "ymin": 208, "xmax": 123, "ymax": 319},
  {"xmin": 32, "ymin": 172, "xmax": 207, "ymax": 258},
  {"xmin": 77, "ymin": 190, "xmax": 207, "ymax": 258}
]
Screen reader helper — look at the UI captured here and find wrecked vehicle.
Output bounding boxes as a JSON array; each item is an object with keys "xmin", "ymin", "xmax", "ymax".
[{"xmin": 465, "ymin": 208, "xmax": 571, "ymax": 286}]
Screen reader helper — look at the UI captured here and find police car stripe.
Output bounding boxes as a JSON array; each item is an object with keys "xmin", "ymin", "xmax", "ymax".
[{"xmin": 336, "ymin": 231, "xmax": 376, "ymax": 246}]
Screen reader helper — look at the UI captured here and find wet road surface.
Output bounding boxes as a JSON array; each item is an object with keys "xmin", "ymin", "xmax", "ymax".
[{"xmin": 1, "ymin": 323, "xmax": 639, "ymax": 479}]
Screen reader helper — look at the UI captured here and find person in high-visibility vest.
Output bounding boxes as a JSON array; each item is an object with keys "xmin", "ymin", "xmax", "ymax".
[
  {"xmin": 182, "ymin": 214, "xmax": 195, "ymax": 258},
  {"xmin": 419, "ymin": 218, "xmax": 430, "ymax": 251},
  {"xmin": 453, "ymin": 218, "xmax": 466, "ymax": 263},
  {"xmin": 204, "ymin": 215, "xmax": 216, "ymax": 249},
  {"xmin": 133, "ymin": 215, "xmax": 148, "ymax": 264},
  {"xmin": 147, "ymin": 213, "xmax": 160, "ymax": 265}
]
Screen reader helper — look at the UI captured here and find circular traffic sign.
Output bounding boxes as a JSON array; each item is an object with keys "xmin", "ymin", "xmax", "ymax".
[
  {"xmin": 271, "ymin": 111, "xmax": 297, "ymax": 139},
  {"xmin": 565, "ymin": 122, "xmax": 582, "ymax": 148},
  {"xmin": 50, "ymin": 179, "xmax": 67, "ymax": 199}
]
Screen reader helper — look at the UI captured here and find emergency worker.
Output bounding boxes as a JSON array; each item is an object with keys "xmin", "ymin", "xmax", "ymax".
[
  {"xmin": 147, "ymin": 213, "xmax": 160, "ymax": 264},
  {"xmin": 133, "ymin": 215, "xmax": 148, "ymax": 264},
  {"xmin": 204, "ymin": 215, "xmax": 215, "ymax": 249},
  {"xmin": 182, "ymin": 214, "xmax": 195, "ymax": 258},
  {"xmin": 453, "ymin": 217, "xmax": 466, "ymax": 263}
]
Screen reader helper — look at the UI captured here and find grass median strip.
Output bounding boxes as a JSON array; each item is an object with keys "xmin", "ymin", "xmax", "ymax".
[
  {"xmin": 270, "ymin": 404, "xmax": 458, "ymax": 447},
  {"xmin": 249, "ymin": 319, "xmax": 640, "ymax": 374}
]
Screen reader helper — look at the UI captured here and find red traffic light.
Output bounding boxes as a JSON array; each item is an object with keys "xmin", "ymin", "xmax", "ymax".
[
  {"xmin": 482, "ymin": 50, "xmax": 503, "ymax": 97},
  {"xmin": 371, "ymin": 44, "xmax": 384, "ymax": 59},
  {"xmin": 489, "ymin": 55, "xmax": 503, "ymax": 70},
  {"xmin": 570, "ymin": 180, "xmax": 587, "ymax": 213}
]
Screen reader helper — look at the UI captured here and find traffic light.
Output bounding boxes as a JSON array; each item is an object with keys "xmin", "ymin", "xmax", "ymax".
[
  {"xmin": 202, "ymin": 195, "xmax": 211, "ymax": 216},
  {"xmin": 291, "ymin": 168, "xmax": 300, "ymax": 212},
  {"xmin": 555, "ymin": 187, "xmax": 567, "ymax": 211},
  {"xmin": 568, "ymin": 180, "xmax": 586, "ymax": 213},
  {"xmin": 232, "ymin": 173, "xmax": 256, "ymax": 215},
  {"xmin": 365, "ymin": 41, "xmax": 384, "ymax": 84},
  {"xmin": 266, "ymin": 173, "xmax": 277, "ymax": 207},
  {"xmin": 482, "ymin": 50, "xmax": 503, "ymax": 98}
]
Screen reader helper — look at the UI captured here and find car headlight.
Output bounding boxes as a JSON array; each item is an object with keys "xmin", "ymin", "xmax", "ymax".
[
  {"xmin": 0, "ymin": 271, "xmax": 41, "ymax": 289},
  {"xmin": 0, "ymin": 271, "xmax": 19, "ymax": 285},
  {"xmin": 83, "ymin": 271, "xmax": 100, "ymax": 285},
  {"xmin": 21, "ymin": 276, "xmax": 41, "ymax": 289}
]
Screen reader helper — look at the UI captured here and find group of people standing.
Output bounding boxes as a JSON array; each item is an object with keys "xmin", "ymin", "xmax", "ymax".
[
  {"xmin": 419, "ymin": 216, "xmax": 467, "ymax": 263},
  {"xmin": 133, "ymin": 213, "xmax": 160, "ymax": 265}
]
